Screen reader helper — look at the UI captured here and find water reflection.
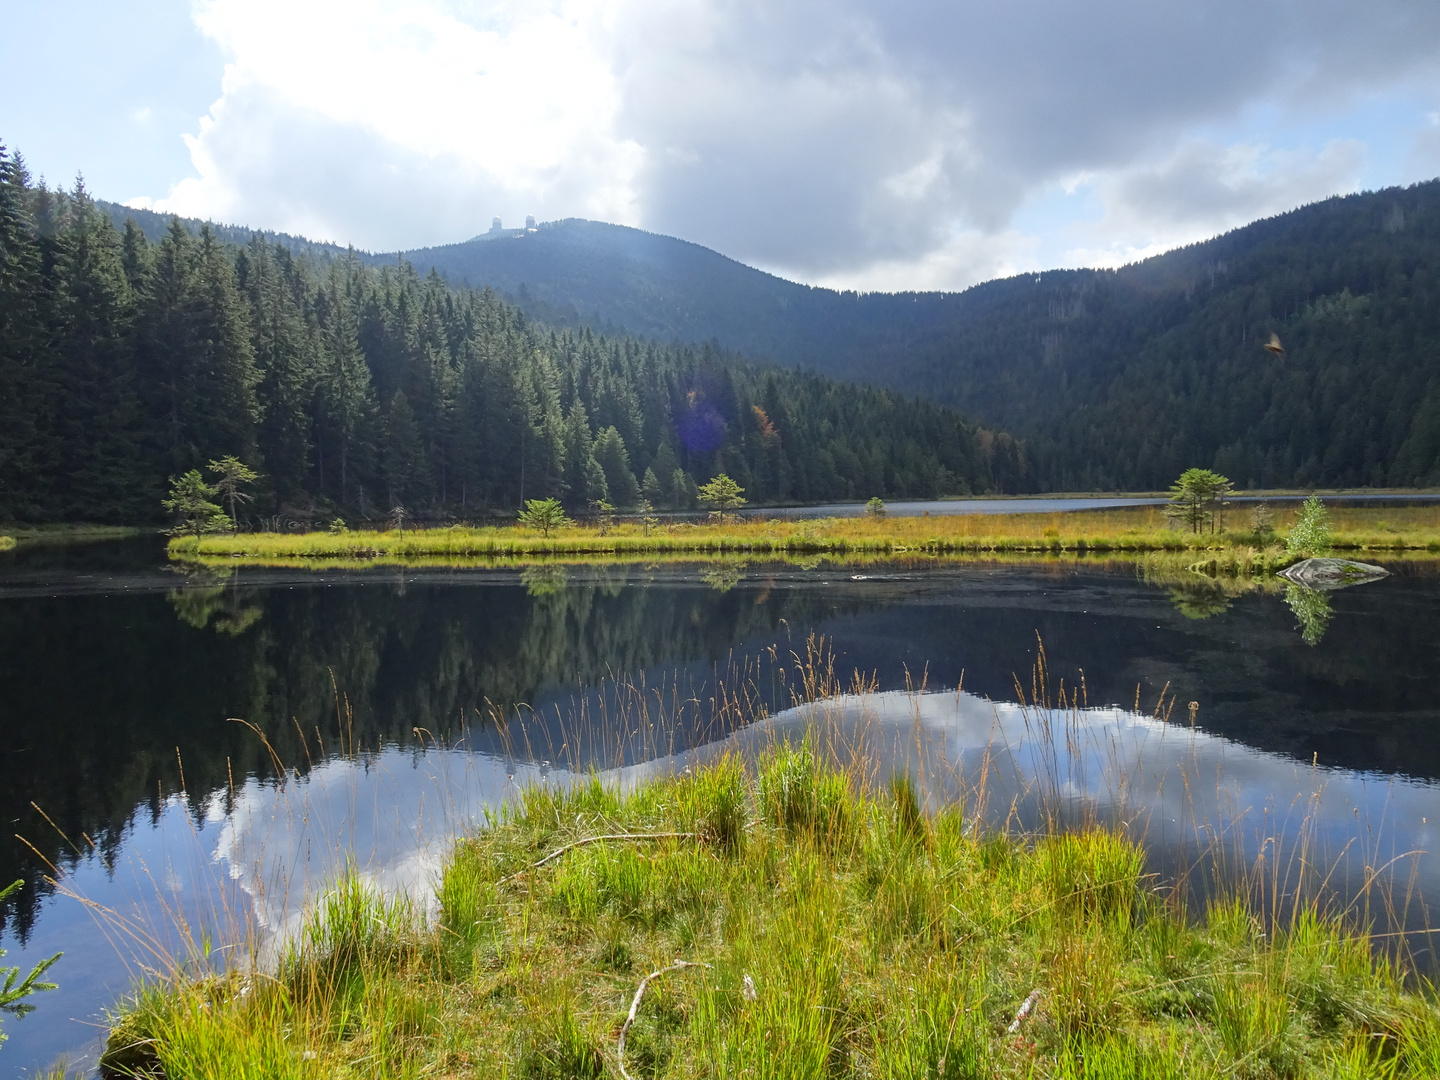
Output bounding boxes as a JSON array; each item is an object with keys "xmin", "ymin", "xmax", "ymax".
[
  {"xmin": 205, "ymin": 690, "xmax": 1440, "ymax": 981},
  {"xmin": 167, "ymin": 567, "xmax": 264, "ymax": 635},
  {"xmin": 1285, "ymin": 584, "xmax": 1334, "ymax": 646},
  {"xmin": 5, "ymin": 545, "xmax": 1440, "ymax": 1072},
  {"xmin": 1167, "ymin": 582, "xmax": 1234, "ymax": 620}
]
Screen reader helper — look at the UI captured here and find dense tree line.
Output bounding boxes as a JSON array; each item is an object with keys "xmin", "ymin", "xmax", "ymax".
[
  {"xmin": 0, "ymin": 145, "xmax": 997, "ymax": 524},
  {"xmin": 874, "ymin": 181, "xmax": 1440, "ymax": 490},
  {"xmin": 287, "ymin": 183, "xmax": 1440, "ymax": 493}
]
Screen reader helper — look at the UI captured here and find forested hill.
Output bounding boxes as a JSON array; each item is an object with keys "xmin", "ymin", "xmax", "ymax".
[
  {"xmin": 86, "ymin": 159, "xmax": 1440, "ymax": 493},
  {"xmin": 866, "ymin": 182, "xmax": 1440, "ymax": 491},
  {"xmin": 0, "ymin": 147, "xmax": 1002, "ymax": 525},
  {"xmin": 114, "ymin": 183, "xmax": 1440, "ymax": 494},
  {"xmin": 383, "ymin": 187, "xmax": 1440, "ymax": 492}
]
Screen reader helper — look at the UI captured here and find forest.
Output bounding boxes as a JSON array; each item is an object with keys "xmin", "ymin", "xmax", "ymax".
[
  {"xmin": 879, "ymin": 182, "xmax": 1440, "ymax": 491},
  {"xmin": 0, "ymin": 143, "xmax": 1002, "ymax": 525},
  {"xmin": 280, "ymin": 183, "xmax": 1440, "ymax": 495}
]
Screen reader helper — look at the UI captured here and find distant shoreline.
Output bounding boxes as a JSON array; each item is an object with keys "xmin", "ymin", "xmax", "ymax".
[{"xmin": 169, "ymin": 501, "xmax": 1440, "ymax": 573}]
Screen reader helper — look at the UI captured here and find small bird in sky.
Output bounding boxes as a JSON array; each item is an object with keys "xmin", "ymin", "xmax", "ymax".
[{"xmin": 1262, "ymin": 333, "xmax": 1285, "ymax": 355}]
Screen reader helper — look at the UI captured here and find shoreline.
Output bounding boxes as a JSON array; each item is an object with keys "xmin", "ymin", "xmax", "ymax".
[
  {"xmin": 99, "ymin": 747, "xmax": 1440, "ymax": 1079},
  {"xmin": 167, "ymin": 501, "xmax": 1440, "ymax": 572}
]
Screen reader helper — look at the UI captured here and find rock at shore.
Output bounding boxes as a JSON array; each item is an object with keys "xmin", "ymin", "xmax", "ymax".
[{"xmin": 1277, "ymin": 557, "xmax": 1390, "ymax": 590}]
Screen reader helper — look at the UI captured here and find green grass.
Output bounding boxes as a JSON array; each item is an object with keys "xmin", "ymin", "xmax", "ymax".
[
  {"xmin": 102, "ymin": 745, "xmax": 1440, "ymax": 1079},
  {"xmin": 168, "ymin": 503, "xmax": 1440, "ymax": 572},
  {"xmin": 0, "ymin": 523, "xmax": 148, "ymax": 547}
]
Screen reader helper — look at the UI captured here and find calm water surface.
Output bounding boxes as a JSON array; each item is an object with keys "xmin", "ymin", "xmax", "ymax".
[
  {"xmin": 751, "ymin": 492, "xmax": 1440, "ymax": 518},
  {"xmin": 2, "ymin": 537, "xmax": 1439, "ymax": 1074}
]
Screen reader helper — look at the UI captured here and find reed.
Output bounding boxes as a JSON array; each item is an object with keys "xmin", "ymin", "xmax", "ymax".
[{"xmin": 91, "ymin": 641, "xmax": 1440, "ymax": 1080}]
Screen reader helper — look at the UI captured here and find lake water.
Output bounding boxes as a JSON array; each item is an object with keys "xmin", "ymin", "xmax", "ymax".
[
  {"xmin": 748, "ymin": 492, "xmax": 1440, "ymax": 518},
  {"xmin": 3, "ymin": 537, "xmax": 1440, "ymax": 1074}
]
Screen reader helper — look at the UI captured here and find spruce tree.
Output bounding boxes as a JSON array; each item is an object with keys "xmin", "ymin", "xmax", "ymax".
[
  {"xmin": 46, "ymin": 184, "xmax": 143, "ymax": 519},
  {"xmin": 382, "ymin": 390, "xmax": 430, "ymax": 509},
  {"xmin": 0, "ymin": 143, "xmax": 44, "ymax": 519},
  {"xmin": 592, "ymin": 426, "xmax": 640, "ymax": 507},
  {"xmin": 641, "ymin": 466, "xmax": 662, "ymax": 507},
  {"xmin": 317, "ymin": 270, "xmax": 375, "ymax": 508},
  {"xmin": 244, "ymin": 236, "xmax": 314, "ymax": 501},
  {"xmin": 191, "ymin": 226, "xmax": 261, "ymax": 466}
]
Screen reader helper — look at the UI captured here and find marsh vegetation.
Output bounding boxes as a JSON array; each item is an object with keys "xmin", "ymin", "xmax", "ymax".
[
  {"xmin": 101, "ymin": 738, "xmax": 1440, "ymax": 1080},
  {"xmin": 170, "ymin": 501, "xmax": 1440, "ymax": 570}
]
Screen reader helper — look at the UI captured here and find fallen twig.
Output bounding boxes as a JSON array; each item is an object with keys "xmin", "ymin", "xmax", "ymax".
[
  {"xmin": 618, "ymin": 960, "xmax": 712, "ymax": 1080},
  {"xmin": 498, "ymin": 832, "xmax": 697, "ymax": 885},
  {"xmin": 1007, "ymin": 989, "xmax": 1042, "ymax": 1034}
]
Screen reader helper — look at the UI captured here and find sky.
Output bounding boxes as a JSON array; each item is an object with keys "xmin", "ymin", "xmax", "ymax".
[{"xmin": 3, "ymin": 0, "xmax": 1440, "ymax": 292}]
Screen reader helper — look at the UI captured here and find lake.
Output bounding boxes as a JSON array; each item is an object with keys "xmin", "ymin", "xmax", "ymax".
[
  {"xmin": 749, "ymin": 492, "xmax": 1440, "ymax": 518},
  {"xmin": 2, "ymin": 535, "xmax": 1439, "ymax": 1074}
]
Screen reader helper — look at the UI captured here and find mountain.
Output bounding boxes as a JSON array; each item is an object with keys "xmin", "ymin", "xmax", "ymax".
[
  {"xmin": 99, "ymin": 205, "xmax": 970, "ymax": 372},
  {"xmin": 3, "ymin": 158, "xmax": 999, "ymax": 524},
  {"xmin": 378, "ymin": 186, "xmax": 1440, "ymax": 491},
  {"xmin": 101, "ymin": 178, "xmax": 1440, "ymax": 492}
]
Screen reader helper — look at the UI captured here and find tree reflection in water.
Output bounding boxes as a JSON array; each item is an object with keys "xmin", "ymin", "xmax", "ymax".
[{"xmin": 1284, "ymin": 583, "xmax": 1334, "ymax": 646}]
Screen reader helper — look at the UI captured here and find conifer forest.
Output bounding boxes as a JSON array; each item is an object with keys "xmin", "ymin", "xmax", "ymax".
[{"xmin": 0, "ymin": 145, "xmax": 996, "ymax": 524}]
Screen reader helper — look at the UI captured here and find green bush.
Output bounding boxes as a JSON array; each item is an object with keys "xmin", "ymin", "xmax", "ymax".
[{"xmin": 1286, "ymin": 494, "xmax": 1332, "ymax": 556}]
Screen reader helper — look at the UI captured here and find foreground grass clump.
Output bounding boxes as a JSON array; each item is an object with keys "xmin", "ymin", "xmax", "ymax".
[
  {"xmin": 103, "ymin": 748, "xmax": 1440, "ymax": 1079},
  {"xmin": 169, "ymin": 502, "xmax": 1440, "ymax": 570}
]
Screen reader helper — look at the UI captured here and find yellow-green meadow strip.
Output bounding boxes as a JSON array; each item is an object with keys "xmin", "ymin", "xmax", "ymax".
[
  {"xmin": 101, "ymin": 749, "xmax": 1440, "ymax": 1079},
  {"xmin": 0, "ymin": 523, "xmax": 147, "ymax": 546},
  {"xmin": 171, "ymin": 503, "xmax": 1440, "ymax": 571}
]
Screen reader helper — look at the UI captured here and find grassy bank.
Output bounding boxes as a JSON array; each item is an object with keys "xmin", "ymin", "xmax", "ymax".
[
  {"xmin": 0, "ymin": 523, "xmax": 149, "ymax": 547},
  {"xmin": 102, "ymin": 744, "xmax": 1440, "ymax": 1079},
  {"xmin": 169, "ymin": 503, "xmax": 1440, "ymax": 568}
]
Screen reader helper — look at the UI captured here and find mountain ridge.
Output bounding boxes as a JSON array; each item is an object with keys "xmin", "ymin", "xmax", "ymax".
[{"xmin": 100, "ymin": 179, "xmax": 1440, "ymax": 490}]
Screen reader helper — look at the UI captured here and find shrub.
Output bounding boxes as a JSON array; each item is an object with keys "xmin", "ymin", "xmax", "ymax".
[{"xmin": 1286, "ymin": 494, "xmax": 1332, "ymax": 556}]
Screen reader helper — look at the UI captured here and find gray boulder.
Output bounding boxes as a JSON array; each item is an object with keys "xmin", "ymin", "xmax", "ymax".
[{"xmin": 1277, "ymin": 557, "xmax": 1390, "ymax": 591}]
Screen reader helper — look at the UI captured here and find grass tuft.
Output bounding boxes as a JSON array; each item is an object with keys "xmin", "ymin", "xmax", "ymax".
[{"xmin": 102, "ymin": 751, "xmax": 1440, "ymax": 1079}]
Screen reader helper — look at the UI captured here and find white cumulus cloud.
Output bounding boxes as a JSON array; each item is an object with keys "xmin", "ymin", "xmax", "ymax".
[{"xmin": 145, "ymin": 0, "xmax": 1440, "ymax": 286}]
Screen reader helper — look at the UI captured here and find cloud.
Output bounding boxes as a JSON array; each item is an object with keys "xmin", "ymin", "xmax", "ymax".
[
  {"xmin": 157, "ymin": 0, "xmax": 642, "ymax": 247},
  {"xmin": 1053, "ymin": 137, "xmax": 1368, "ymax": 269},
  {"xmin": 153, "ymin": 0, "xmax": 1440, "ymax": 286}
]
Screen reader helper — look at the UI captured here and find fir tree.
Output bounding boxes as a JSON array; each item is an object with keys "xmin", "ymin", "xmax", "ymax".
[
  {"xmin": 592, "ymin": 425, "xmax": 640, "ymax": 507},
  {"xmin": 0, "ymin": 143, "xmax": 44, "ymax": 518},
  {"xmin": 382, "ymin": 390, "xmax": 430, "ymax": 509}
]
